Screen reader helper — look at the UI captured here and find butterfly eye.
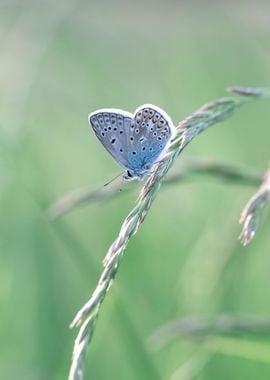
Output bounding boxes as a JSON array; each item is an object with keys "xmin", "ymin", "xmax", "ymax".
[
  {"xmin": 126, "ymin": 170, "xmax": 133, "ymax": 179},
  {"xmin": 111, "ymin": 138, "xmax": 116, "ymax": 144}
]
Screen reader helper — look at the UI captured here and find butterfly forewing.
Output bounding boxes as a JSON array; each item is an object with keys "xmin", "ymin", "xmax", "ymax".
[{"xmin": 89, "ymin": 109, "xmax": 133, "ymax": 170}]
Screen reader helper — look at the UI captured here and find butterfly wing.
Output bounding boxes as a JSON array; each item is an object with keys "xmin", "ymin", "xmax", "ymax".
[
  {"xmin": 125, "ymin": 104, "xmax": 175, "ymax": 174},
  {"xmin": 88, "ymin": 108, "xmax": 133, "ymax": 170}
]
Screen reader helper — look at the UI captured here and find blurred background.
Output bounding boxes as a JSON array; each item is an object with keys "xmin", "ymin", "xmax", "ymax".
[{"xmin": 1, "ymin": 0, "xmax": 270, "ymax": 379}]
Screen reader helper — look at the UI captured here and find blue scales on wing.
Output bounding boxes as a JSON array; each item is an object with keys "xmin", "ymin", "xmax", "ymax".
[{"xmin": 125, "ymin": 105, "xmax": 174, "ymax": 174}]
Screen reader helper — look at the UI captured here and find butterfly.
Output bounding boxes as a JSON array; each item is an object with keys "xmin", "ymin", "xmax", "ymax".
[{"xmin": 88, "ymin": 104, "xmax": 175, "ymax": 180}]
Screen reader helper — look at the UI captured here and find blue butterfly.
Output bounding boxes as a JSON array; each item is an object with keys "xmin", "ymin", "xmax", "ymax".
[{"xmin": 88, "ymin": 104, "xmax": 175, "ymax": 180}]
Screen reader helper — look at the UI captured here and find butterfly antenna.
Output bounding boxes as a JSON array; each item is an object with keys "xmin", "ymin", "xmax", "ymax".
[{"xmin": 103, "ymin": 172, "xmax": 123, "ymax": 187}]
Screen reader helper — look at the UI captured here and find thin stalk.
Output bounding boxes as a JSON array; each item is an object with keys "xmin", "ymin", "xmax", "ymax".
[{"xmin": 239, "ymin": 169, "xmax": 270, "ymax": 245}]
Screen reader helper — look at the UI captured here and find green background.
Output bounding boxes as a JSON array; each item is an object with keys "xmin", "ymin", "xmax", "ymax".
[{"xmin": 1, "ymin": 1, "xmax": 270, "ymax": 379}]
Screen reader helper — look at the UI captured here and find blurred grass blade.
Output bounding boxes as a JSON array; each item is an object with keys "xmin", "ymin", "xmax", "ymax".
[
  {"xmin": 205, "ymin": 336, "xmax": 270, "ymax": 364},
  {"xmin": 228, "ymin": 86, "xmax": 270, "ymax": 98},
  {"xmin": 148, "ymin": 314, "xmax": 270, "ymax": 350},
  {"xmin": 169, "ymin": 352, "xmax": 211, "ymax": 380}
]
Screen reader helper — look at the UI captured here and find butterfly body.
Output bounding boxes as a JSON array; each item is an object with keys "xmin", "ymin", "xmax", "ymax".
[{"xmin": 88, "ymin": 104, "xmax": 175, "ymax": 180}]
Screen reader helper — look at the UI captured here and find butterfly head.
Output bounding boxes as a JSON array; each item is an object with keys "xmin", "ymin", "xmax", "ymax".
[
  {"xmin": 123, "ymin": 163, "xmax": 151, "ymax": 181},
  {"xmin": 123, "ymin": 170, "xmax": 136, "ymax": 181}
]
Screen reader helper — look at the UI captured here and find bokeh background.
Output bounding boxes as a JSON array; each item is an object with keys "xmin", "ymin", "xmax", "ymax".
[{"xmin": 1, "ymin": 1, "xmax": 270, "ymax": 379}]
